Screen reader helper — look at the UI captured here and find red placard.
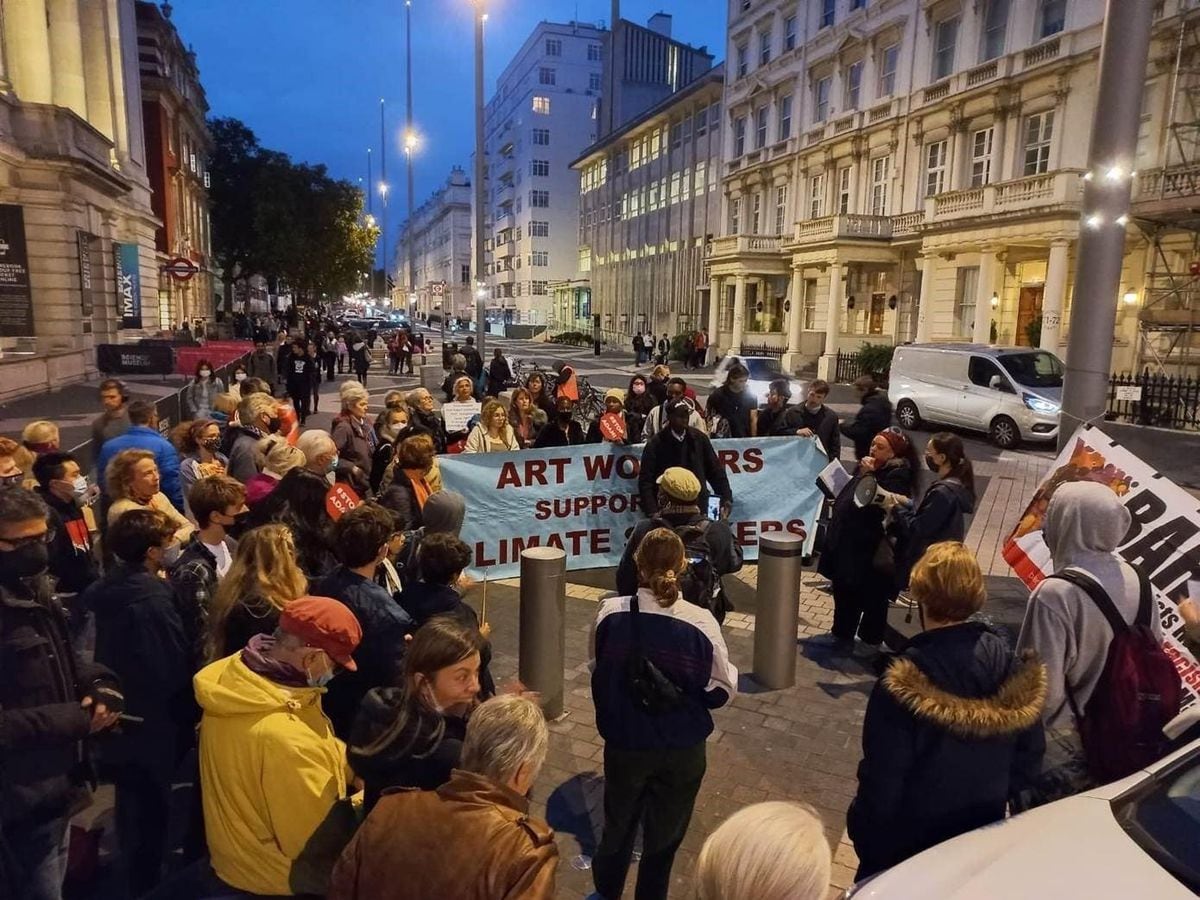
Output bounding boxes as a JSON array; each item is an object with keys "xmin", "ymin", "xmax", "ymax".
[
  {"xmin": 598, "ymin": 412, "xmax": 627, "ymax": 442},
  {"xmin": 325, "ymin": 482, "xmax": 362, "ymax": 520}
]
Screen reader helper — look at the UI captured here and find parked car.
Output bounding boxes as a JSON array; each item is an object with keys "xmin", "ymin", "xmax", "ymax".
[
  {"xmin": 710, "ymin": 355, "xmax": 805, "ymax": 405},
  {"xmin": 887, "ymin": 343, "xmax": 1062, "ymax": 448},
  {"xmin": 845, "ymin": 735, "xmax": 1200, "ymax": 898}
]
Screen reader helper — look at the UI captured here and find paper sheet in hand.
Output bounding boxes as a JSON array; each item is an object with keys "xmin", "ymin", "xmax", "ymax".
[{"xmin": 817, "ymin": 460, "xmax": 852, "ymax": 498}]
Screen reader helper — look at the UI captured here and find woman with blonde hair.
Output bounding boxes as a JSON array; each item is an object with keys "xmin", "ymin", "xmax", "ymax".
[
  {"xmin": 463, "ymin": 399, "xmax": 519, "ymax": 453},
  {"xmin": 695, "ymin": 801, "xmax": 831, "ymax": 900},
  {"xmin": 106, "ymin": 448, "xmax": 193, "ymax": 543},
  {"xmin": 21, "ymin": 420, "xmax": 60, "ymax": 455},
  {"xmin": 243, "ymin": 436, "xmax": 306, "ymax": 507},
  {"xmin": 205, "ymin": 523, "xmax": 308, "ymax": 660},
  {"xmin": 589, "ymin": 528, "xmax": 738, "ymax": 900}
]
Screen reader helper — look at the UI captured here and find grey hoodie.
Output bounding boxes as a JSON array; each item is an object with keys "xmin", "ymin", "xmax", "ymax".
[
  {"xmin": 1016, "ymin": 481, "xmax": 1161, "ymax": 732},
  {"xmin": 422, "ymin": 490, "xmax": 465, "ymax": 536}
]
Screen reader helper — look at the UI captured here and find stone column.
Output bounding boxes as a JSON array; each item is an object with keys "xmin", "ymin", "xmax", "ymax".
[
  {"xmin": 48, "ymin": 0, "xmax": 88, "ymax": 118},
  {"xmin": 80, "ymin": 0, "xmax": 116, "ymax": 140},
  {"xmin": 1041, "ymin": 239, "xmax": 1069, "ymax": 352},
  {"xmin": 915, "ymin": 254, "xmax": 937, "ymax": 342},
  {"xmin": 731, "ymin": 274, "xmax": 747, "ymax": 354},
  {"xmin": 707, "ymin": 275, "xmax": 722, "ymax": 360},
  {"xmin": 782, "ymin": 266, "xmax": 805, "ymax": 372},
  {"xmin": 816, "ymin": 261, "xmax": 843, "ymax": 381},
  {"xmin": 973, "ymin": 247, "xmax": 1000, "ymax": 343},
  {"xmin": 6, "ymin": 0, "xmax": 54, "ymax": 104}
]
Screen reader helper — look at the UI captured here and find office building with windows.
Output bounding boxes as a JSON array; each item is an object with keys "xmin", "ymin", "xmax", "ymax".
[
  {"xmin": 710, "ymin": 0, "xmax": 1200, "ymax": 377},
  {"xmin": 394, "ymin": 167, "xmax": 473, "ymax": 324},
  {"xmin": 569, "ymin": 65, "xmax": 725, "ymax": 341}
]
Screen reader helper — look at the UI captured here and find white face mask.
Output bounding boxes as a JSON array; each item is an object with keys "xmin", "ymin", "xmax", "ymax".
[
  {"xmin": 235, "ymin": 372, "xmax": 247, "ymax": 382},
  {"xmin": 199, "ymin": 369, "xmax": 212, "ymax": 379}
]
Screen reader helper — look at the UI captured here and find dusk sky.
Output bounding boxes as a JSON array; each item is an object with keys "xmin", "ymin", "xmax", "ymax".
[{"xmin": 171, "ymin": 0, "xmax": 728, "ymax": 255}]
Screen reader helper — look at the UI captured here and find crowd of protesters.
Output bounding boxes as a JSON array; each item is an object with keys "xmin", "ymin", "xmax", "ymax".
[{"xmin": 0, "ymin": 309, "xmax": 1186, "ymax": 900}]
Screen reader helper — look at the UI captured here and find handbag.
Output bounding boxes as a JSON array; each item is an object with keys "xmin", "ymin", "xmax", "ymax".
[{"xmin": 625, "ymin": 594, "xmax": 685, "ymax": 715}]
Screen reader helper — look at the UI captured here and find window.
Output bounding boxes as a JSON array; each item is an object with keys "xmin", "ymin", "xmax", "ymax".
[
  {"xmin": 870, "ymin": 156, "xmax": 890, "ymax": 216},
  {"xmin": 850, "ymin": 0, "xmax": 866, "ymax": 8},
  {"xmin": 802, "ymin": 278, "xmax": 818, "ymax": 329},
  {"xmin": 532, "ymin": 96, "xmax": 551, "ymax": 115},
  {"xmin": 751, "ymin": 192, "xmax": 762, "ymax": 234},
  {"xmin": 924, "ymin": 140, "xmax": 947, "ymax": 197},
  {"xmin": 532, "ymin": 128, "xmax": 550, "ymax": 145},
  {"xmin": 981, "ymin": 0, "xmax": 1009, "ymax": 62},
  {"xmin": 971, "ymin": 127, "xmax": 994, "ymax": 187},
  {"xmin": 759, "ymin": 30, "xmax": 772, "ymax": 66},
  {"xmin": 589, "ymin": 72, "xmax": 602, "ymax": 91},
  {"xmin": 736, "ymin": 43, "xmax": 749, "ymax": 77},
  {"xmin": 1023, "ymin": 111, "xmax": 1054, "ymax": 175},
  {"xmin": 588, "ymin": 43, "xmax": 603, "ymax": 61},
  {"xmin": 785, "ymin": 15, "xmax": 798, "ymax": 51},
  {"xmin": 530, "ymin": 251, "xmax": 548, "ymax": 266},
  {"xmin": 530, "ymin": 190, "xmax": 550, "ymax": 207},
  {"xmin": 729, "ymin": 196, "xmax": 741, "ymax": 234},
  {"xmin": 532, "ymin": 159, "xmax": 550, "ymax": 177},
  {"xmin": 845, "ymin": 61, "xmax": 863, "ymax": 109},
  {"xmin": 1037, "ymin": 0, "xmax": 1066, "ymax": 39},
  {"xmin": 933, "ymin": 17, "xmax": 959, "ymax": 81},
  {"xmin": 532, "ymin": 281, "xmax": 548, "ymax": 295},
  {"xmin": 837, "ymin": 165, "xmax": 851, "ymax": 213},
  {"xmin": 809, "ymin": 173, "xmax": 825, "ymax": 218},
  {"xmin": 461, "ymin": 264, "xmax": 471, "ymax": 284},
  {"xmin": 878, "ymin": 44, "xmax": 899, "ymax": 96},
  {"xmin": 954, "ymin": 266, "xmax": 980, "ymax": 338},
  {"xmin": 774, "ymin": 185, "xmax": 788, "ymax": 234},
  {"xmin": 546, "ymin": 38, "xmax": 562, "ymax": 56},
  {"xmin": 734, "ymin": 115, "xmax": 747, "ymax": 156},
  {"xmin": 821, "ymin": 0, "xmax": 835, "ymax": 29},
  {"xmin": 755, "ymin": 106, "xmax": 769, "ymax": 149},
  {"xmin": 814, "ymin": 76, "xmax": 831, "ymax": 122},
  {"xmin": 968, "ymin": 355, "xmax": 1006, "ymax": 388},
  {"xmin": 778, "ymin": 95, "xmax": 793, "ymax": 140},
  {"xmin": 538, "ymin": 67, "xmax": 556, "ymax": 85}
]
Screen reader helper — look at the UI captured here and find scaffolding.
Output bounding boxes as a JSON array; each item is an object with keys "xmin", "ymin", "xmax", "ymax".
[{"xmin": 1134, "ymin": 1, "xmax": 1200, "ymax": 375}]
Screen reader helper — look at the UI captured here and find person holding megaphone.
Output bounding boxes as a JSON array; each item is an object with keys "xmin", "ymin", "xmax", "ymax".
[{"xmin": 816, "ymin": 427, "xmax": 918, "ymax": 657}]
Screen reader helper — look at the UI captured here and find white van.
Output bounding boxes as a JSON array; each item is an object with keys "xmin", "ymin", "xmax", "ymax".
[{"xmin": 888, "ymin": 343, "xmax": 1063, "ymax": 448}]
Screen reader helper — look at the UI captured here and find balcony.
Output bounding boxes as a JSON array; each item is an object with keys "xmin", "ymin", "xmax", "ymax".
[
  {"xmin": 791, "ymin": 214, "xmax": 893, "ymax": 246},
  {"xmin": 925, "ymin": 170, "xmax": 1084, "ymax": 225},
  {"xmin": 10, "ymin": 101, "xmax": 122, "ymax": 186},
  {"xmin": 494, "ymin": 240, "xmax": 516, "ymax": 259},
  {"xmin": 707, "ymin": 234, "xmax": 785, "ymax": 259},
  {"xmin": 1132, "ymin": 164, "xmax": 1200, "ymax": 219},
  {"xmin": 493, "ymin": 268, "xmax": 517, "ymax": 285},
  {"xmin": 891, "ymin": 211, "xmax": 926, "ymax": 238}
]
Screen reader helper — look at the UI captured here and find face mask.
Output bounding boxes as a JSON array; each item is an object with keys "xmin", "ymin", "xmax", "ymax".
[
  {"xmin": 70, "ymin": 476, "xmax": 90, "ymax": 502},
  {"xmin": 202, "ymin": 437, "xmax": 221, "ymax": 452},
  {"xmin": 327, "ymin": 454, "xmax": 339, "ymax": 474},
  {"xmin": 925, "ymin": 456, "xmax": 941, "ymax": 473},
  {"xmin": 305, "ymin": 655, "xmax": 335, "ymax": 688},
  {"xmin": 632, "ymin": 384, "xmax": 646, "ymax": 395},
  {"xmin": 235, "ymin": 372, "xmax": 247, "ymax": 382},
  {"xmin": 199, "ymin": 369, "xmax": 212, "ymax": 379},
  {"xmin": 0, "ymin": 541, "xmax": 48, "ymax": 582},
  {"xmin": 557, "ymin": 410, "xmax": 573, "ymax": 424},
  {"xmin": 266, "ymin": 416, "xmax": 282, "ymax": 434}
]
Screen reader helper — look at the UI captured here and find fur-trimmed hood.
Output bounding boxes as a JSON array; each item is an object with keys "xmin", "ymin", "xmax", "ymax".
[{"xmin": 882, "ymin": 623, "xmax": 1047, "ymax": 739}]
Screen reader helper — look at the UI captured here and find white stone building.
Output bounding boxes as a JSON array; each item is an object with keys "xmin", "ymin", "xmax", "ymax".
[
  {"xmin": 394, "ymin": 167, "xmax": 473, "ymax": 324},
  {"xmin": 710, "ymin": 0, "xmax": 1200, "ymax": 377},
  {"xmin": 0, "ymin": 0, "xmax": 163, "ymax": 400}
]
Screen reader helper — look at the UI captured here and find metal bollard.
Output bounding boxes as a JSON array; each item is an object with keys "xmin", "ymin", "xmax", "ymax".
[
  {"xmin": 752, "ymin": 533, "xmax": 804, "ymax": 689},
  {"xmin": 518, "ymin": 547, "xmax": 567, "ymax": 718}
]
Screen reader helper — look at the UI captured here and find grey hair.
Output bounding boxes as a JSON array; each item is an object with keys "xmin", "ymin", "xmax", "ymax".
[
  {"xmin": 460, "ymin": 695, "xmax": 548, "ymax": 786},
  {"xmin": 451, "ymin": 353, "xmax": 467, "ymax": 371},
  {"xmin": 296, "ymin": 429, "xmax": 336, "ymax": 460},
  {"xmin": 238, "ymin": 392, "xmax": 276, "ymax": 427},
  {"xmin": 0, "ymin": 486, "xmax": 48, "ymax": 527},
  {"xmin": 695, "ymin": 802, "xmax": 831, "ymax": 900},
  {"xmin": 339, "ymin": 381, "xmax": 370, "ymax": 408}
]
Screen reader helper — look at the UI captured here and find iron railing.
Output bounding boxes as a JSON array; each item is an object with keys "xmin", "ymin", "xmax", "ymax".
[{"xmin": 1106, "ymin": 371, "xmax": 1200, "ymax": 431}]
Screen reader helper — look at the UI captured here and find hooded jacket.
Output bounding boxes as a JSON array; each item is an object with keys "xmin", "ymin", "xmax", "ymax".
[
  {"xmin": 329, "ymin": 769, "xmax": 557, "ymax": 900},
  {"xmin": 194, "ymin": 652, "xmax": 348, "ymax": 896},
  {"xmin": 1016, "ymin": 481, "xmax": 1159, "ymax": 732},
  {"xmin": 891, "ymin": 476, "xmax": 976, "ymax": 589},
  {"xmin": 840, "ymin": 388, "xmax": 893, "ymax": 460},
  {"xmin": 848, "ymin": 622, "xmax": 1046, "ymax": 878}
]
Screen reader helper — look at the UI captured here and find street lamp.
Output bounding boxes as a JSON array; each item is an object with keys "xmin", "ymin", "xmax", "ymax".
[{"xmin": 472, "ymin": 0, "xmax": 487, "ymax": 358}]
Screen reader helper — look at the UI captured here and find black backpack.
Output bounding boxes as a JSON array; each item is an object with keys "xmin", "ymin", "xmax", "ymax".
[{"xmin": 654, "ymin": 518, "xmax": 722, "ymax": 618}]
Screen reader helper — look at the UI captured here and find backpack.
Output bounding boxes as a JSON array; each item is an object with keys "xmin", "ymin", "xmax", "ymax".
[
  {"xmin": 654, "ymin": 518, "xmax": 723, "ymax": 619},
  {"xmin": 1048, "ymin": 567, "xmax": 1181, "ymax": 783}
]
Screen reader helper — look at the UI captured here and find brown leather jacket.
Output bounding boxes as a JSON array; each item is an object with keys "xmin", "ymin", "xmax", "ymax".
[{"xmin": 329, "ymin": 769, "xmax": 558, "ymax": 900}]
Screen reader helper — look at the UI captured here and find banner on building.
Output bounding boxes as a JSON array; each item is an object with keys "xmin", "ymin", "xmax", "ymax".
[
  {"xmin": 77, "ymin": 231, "xmax": 96, "ymax": 319},
  {"xmin": 0, "ymin": 204, "xmax": 35, "ymax": 338},
  {"xmin": 1003, "ymin": 426, "xmax": 1200, "ymax": 709},
  {"xmin": 439, "ymin": 436, "xmax": 827, "ymax": 579},
  {"xmin": 114, "ymin": 242, "xmax": 142, "ymax": 329}
]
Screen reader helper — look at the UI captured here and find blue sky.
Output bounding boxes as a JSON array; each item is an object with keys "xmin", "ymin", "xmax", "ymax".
[{"xmin": 171, "ymin": 0, "xmax": 728, "ymax": 255}]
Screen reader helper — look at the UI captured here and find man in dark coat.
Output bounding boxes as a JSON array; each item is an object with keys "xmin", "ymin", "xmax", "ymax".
[
  {"xmin": 285, "ymin": 339, "xmax": 315, "ymax": 424},
  {"xmin": 840, "ymin": 375, "xmax": 893, "ymax": 460},
  {"xmin": 31, "ymin": 452, "xmax": 99, "ymax": 599},
  {"xmin": 462, "ymin": 336, "xmax": 485, "ymax": 385},
  {"xmin": 0, "ymin": 489, "xmax": 121, "ymax": 900},
  {"xmin": 759, "ymin": 378, "xmax": 841, "ymax": 460},
  {"xmin": 245, "ymin": 340, "xmax": 278, "ymax": 387},
  {"xmin": 638, "ymin": 400, "xmax": 732, "ymax": 518}
]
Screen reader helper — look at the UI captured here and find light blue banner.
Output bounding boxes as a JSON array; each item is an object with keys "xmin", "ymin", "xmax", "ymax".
[
  {"xmin": 114, "ymin": 241, "xmax": 141, "ymax": 329},
  {"xmin": 439, "ymin": 437, "xmax": 827, "ymax": 579}
]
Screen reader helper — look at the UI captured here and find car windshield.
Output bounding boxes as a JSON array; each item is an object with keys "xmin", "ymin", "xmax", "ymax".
[
  {"xmin": 1113, "ymin": 752, "xmax": 1200, "ymax": 893},
  {"xmin": 740, "ymin": 358, "xmax": 782, "ymax": 380},
  {"xmin": 998, "ymin": 351, "xmax": 1063, "ymax": 388}
]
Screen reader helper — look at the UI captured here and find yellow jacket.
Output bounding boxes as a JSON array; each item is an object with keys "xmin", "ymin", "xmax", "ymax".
[{"xmin": 194, "ymin": 653, "xmax": 347, "ymax": 895}]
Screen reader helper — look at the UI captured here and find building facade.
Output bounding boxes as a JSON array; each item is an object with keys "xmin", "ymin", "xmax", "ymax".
[
  {"xmin": 394, "ymin": 166, "xmax": 473, "ymax": 323},
  {"xmin": 0, "ymin": 0, "xmax": 162, "ymax": 401},
  {"xmin": 711, "ymin": 0, "xmax": 1200, "ymax": 377},
  {"xmin": 136, "ymin": 1, "xmax": 213, "ymax": 330},
  {"xmin": 570, "ymin": 65, "xmax": 726, "ymax": 343}
]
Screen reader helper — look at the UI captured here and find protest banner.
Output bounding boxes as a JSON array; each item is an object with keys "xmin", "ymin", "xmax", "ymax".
[
  {"xmin": 439, "ymin": 436, "xmax": 827, "ymax": 579},
  {"xmin": 1003, "ymin": 425, "xmax": 1200, "ymax": 708}
]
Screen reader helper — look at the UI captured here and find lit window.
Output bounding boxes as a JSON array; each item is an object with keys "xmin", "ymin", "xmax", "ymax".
[{"xmin": 532, "ymin": 96, "xmax": 551, "ymax": 115}]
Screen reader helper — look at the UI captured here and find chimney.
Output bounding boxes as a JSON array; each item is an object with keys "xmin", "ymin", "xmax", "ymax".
[{"xmin": 647, "ymin": 13, "xmax": 671, "ymax": 38}]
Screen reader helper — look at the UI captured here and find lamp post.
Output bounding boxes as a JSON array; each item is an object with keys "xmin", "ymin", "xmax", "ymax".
[
  {"xmin": 379, "ymin": 181, "xmax": 389, "ymax": 298},
  {"xmin": 366, "ymin": 148, "xmax": 373, "ymax": 218},
  {"xmin": 473, "ymin": 1, "xmax": 487, "ymax": 358},
  {"xmin": 405, "ymin": 0, "xmax": 416, "ymax": 315}
]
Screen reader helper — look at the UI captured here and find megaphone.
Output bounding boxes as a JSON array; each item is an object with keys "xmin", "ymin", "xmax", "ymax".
[{"xmin": 853, "ymin": 475, "xmax": 880, "ymax": 508}]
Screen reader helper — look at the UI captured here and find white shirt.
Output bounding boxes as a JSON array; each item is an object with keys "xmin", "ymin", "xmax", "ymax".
[{"xmin": 204, "ymin": 540, "xmax": 232, "ymax": 579}]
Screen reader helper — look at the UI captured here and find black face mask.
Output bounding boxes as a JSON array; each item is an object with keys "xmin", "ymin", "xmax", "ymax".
[
  {"xmin": 0, "ymin": 542, "xmax": 49, "ymax": 582},
  {"xmin": 266, "ymin": 416, "xmax": 282, "ymax": 434},
  {"xmin": 925, "ymin": 456, "xmax": 940, "ymax": 473}
]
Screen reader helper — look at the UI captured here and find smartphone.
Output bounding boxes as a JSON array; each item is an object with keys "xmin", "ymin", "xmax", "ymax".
[{"xmin": 706, "ymin": 496, "xmax": 721, "ymax": 520}]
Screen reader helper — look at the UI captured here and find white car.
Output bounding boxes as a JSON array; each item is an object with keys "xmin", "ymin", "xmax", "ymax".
[
  {"xmin": 846, "ymin": 737, "xmax": 1200, "ymax": 898},
  {"xmin": 710, "ymin": 355, "xmax": 805, "ymax": 405}
]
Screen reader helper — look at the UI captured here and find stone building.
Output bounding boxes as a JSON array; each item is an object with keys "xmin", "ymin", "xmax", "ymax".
[
  {"xmin": 710, "ymin": 0, "xmax": 1200, "ymax": 377},
  {"xmin": 0, "ymin": 0, "xmax": 163, "ymax": 400},
  {"xmin": 394, "ymin": 167, "xmax": 473, "ymax": 324}
]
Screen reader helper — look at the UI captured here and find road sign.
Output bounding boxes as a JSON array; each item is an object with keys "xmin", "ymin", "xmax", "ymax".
[
  {"xmin": 163, "ymin": 257, "xmax": 198, "ymax": 282},
  {"xmin": 431, "ymin": 281, "xmax": 444, "ymax": 296}
]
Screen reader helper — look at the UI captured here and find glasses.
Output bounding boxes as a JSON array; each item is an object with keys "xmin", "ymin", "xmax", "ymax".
[{"xmin": 0, "ymin": 529, "xmax": 54, "ymax": 549}]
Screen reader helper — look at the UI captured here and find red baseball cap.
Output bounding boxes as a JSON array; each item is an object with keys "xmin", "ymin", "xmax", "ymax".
[{"xmin": 279, "ymin": 596, "xmax": 362, "ymax": 671}]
